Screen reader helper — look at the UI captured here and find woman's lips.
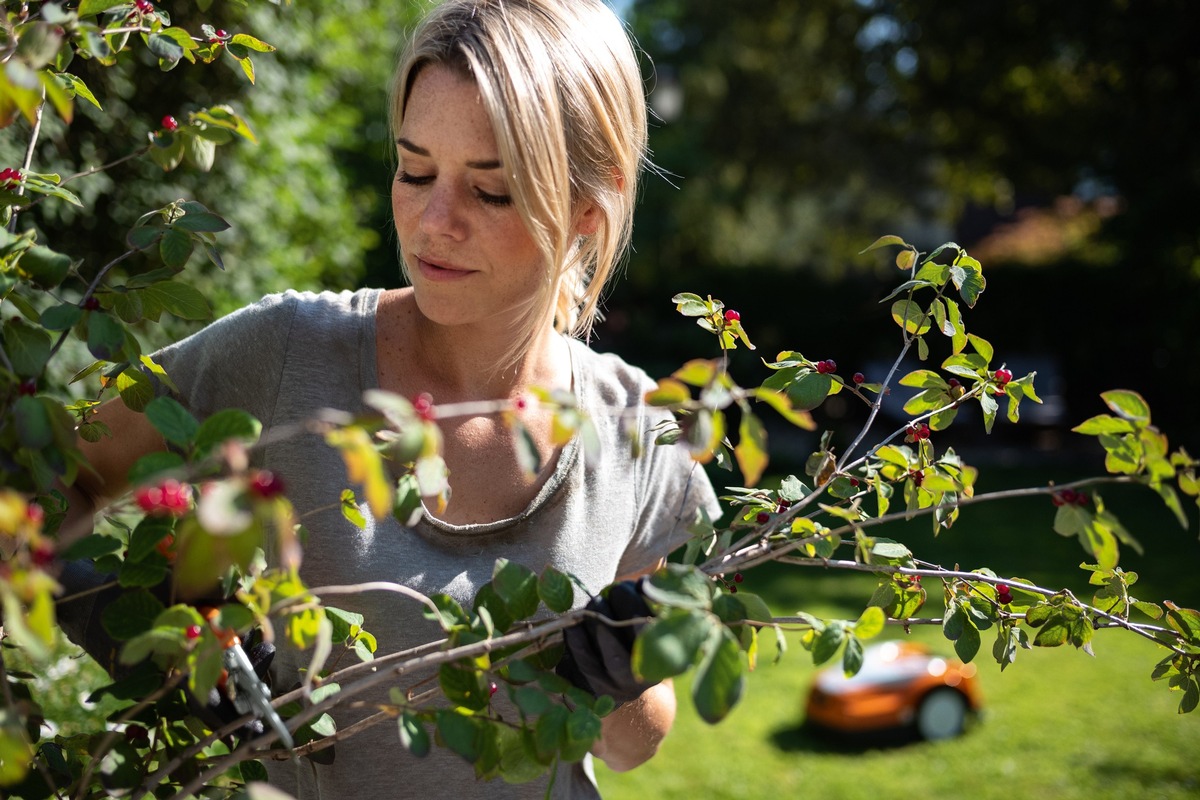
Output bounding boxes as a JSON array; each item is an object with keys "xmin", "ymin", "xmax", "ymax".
[{"xmin": 417, "ymin": 256, "xmax": 474, "ymax": 282}]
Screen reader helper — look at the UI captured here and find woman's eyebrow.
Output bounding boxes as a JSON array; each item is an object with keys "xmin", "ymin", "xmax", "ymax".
[{"xmin": 396, "ymin": 137, "xmax": 501, "ymax": 170}]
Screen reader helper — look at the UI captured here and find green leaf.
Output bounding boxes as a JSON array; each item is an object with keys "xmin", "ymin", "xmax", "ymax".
[
  {"xmin": 439, "ymin": 663, "xmax": 491, "ymax": 712},
  {"xmin": 953, "ymin": 620, "xmax": 981, "ymax": 662},
  {"xmin": 842, "ymin": 634, "xmax": 865, "ymax": 676},
  {"xmin": 786, "ymin": 371, "xmax": 833, "ymax": 412},
  {"xmin": 950, "ymin": 260, "xmax": 988, "ymax": 307},
  {"xmin": 1101, "ymin": 389, "xmax": 1151, "ymax": 424},
  {"xmin": 141, "ymin": 280, "xmax": 212, "ymax": 320},
  {"xmin": 643, "ymin": 564, "xmax": 713, "ymax": 610},
  {"xmin": 40, "ymin": 302, "xmax": 83, "ymax": 331},
  {"xmin": 672, "ymin": 292, "xmax": 709, "ymax": 317},
  {"xmin": 127, "ymin": 516, "xmax": 175, "ymax": 562},
  {"xmin": 537, "ymin": 566, "xmax": 574, "ymax": 614},
  {"xmin": 193, "ymin": 408, "xmax": 262, "ymax": 458},
  {"xmin": 174, "ymin": 212, "xmax": 230, "ymax": 233},
  {"xmin": 159, "ymin": 228, "xmax": 194, "ymax": 268},
  {"xmin": 230, "ymin": 33, "xmax": 277, "ymax": 52},
  {"xmin": 692, "ymin": 626, "xmax": 745, "ymax": 724},
  {"xmin": 116, "ymin": 367, "xmax": 156, "ymax": 412},
  {"xmin": 437, "ymin": 711, "xmax": 487, "ymax": 763},
  {"xmin": 492, "ymin": 558, "xmax": 539, "ymax": 622},
  {"xmin": 734, "ymin": 411, "xmax": 769, "ymax": 486},
  {"xmin": 18, "ymin": 244, "xmax": 73, "ymax": 289},
  {"xmin": 632, "ymin": 609, "xmax": 715, "ymax": 683},
  {"xmin": 1072, "ymin": 414, "xmax": 1136, "ymax": 436},
  {"xmin": 399, "ymin": 713, "xmax": 430, "ymax": 757},
  {"xmin": 86, "ymin": 313, "xmax": 125, "ymax": 361},
  {"xmin": 144, "ymin": 395, "xmax": 198, "ymax": 449},
  {"xmin": 100, "ymin": 590, "xmax": 165, "ymax": 641},
  {"xmin": 60, "ymin": 534, "xmax": 123, "ymax": 562},
  {"xmin": 891, "ymin": 298, "xmax": 931, "ymax": 335},
  {"xmin": 126, "ymin": 451, "xmax": 185, "ymax": 486},
  {"xmin": 78, "ymin": 1, "xmax": 127, "ymax": 16},
  {"xmin": 13, "ymin": 396, "xmax": 52, "ymax": 449},
  {"xmin": 127, "ymin": 224, "xmax": 163, "ymax": 251},
  {"xmin": 811, "ymin": 623, "xmax": 846, "ymax": 665},
  {"xmin": 147, "ymin": 33, "xmax": 185, "ymax": 69},
  {"xmin": 4, "ymin": 318, "xmax": 52, "ymax": 377},
  {"xmin": 860, "ymin": 234, "xmax": 907, "ymax": 253},
  {"xmin": 855, "ymin": 606, "xmax": 886, "ymax": 640}
]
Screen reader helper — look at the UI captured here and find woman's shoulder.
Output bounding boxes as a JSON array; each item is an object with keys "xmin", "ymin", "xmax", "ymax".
[{"xmin": 568, "ymin": 339, "xmax": 657, "ymax": 405}]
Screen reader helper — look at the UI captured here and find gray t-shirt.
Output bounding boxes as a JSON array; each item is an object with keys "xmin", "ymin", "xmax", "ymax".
[{"xmin": 155, "ymin": 288, "xmax": 720, "ymax": 799}]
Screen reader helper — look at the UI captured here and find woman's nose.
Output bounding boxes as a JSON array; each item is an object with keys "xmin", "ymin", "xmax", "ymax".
[{"xmin": 419, "ymin": 183, "xmax": 467, "ymax": 240}]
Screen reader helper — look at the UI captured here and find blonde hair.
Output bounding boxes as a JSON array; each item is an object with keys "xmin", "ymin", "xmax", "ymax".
[{"xmin": 389, "ymin": 0, "xmax": 648, "ymax": 369}]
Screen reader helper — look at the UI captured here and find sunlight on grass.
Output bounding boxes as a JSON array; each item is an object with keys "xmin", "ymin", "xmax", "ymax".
[{"xmin": 597, "ymin": 626, "xmax": 1200, "ymax": 800}]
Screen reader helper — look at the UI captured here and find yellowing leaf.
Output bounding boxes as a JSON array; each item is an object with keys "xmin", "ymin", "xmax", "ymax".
[{"xmin": 326, "ymin": 426, "xmax": 392, "ymax": 519}]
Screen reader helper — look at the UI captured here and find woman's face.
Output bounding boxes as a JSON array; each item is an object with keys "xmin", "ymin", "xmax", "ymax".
[{"xmin": 392, "ymin": 64, "xmax": 545, "ymax": 331}]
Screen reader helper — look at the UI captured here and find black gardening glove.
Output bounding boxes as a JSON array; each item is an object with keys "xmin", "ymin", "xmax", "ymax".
[
  {"xmin": 58, "ymin": 559, "xmax": 284, "ymax": 746},
  {"xmin": 556, "ymin": 579, "xmax": 656, "ymax": 708}
]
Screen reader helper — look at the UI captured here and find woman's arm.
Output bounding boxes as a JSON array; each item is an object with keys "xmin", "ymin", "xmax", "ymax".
[
  {"xmin": 591, "ymin": 679, "xmax": 676, "ymax": 771},
  {"xmin": 58, "ymin": 398, "xmax": 168, "ymax": 546}
]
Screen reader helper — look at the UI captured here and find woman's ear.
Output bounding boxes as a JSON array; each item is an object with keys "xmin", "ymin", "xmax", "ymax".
[
  {"xmin": 575, "ymin": 201, "xmax": 603, "ymax": 236},
  {"xmin": 574, "ymin": 171, "xmax": 623, "ymax": 236}
]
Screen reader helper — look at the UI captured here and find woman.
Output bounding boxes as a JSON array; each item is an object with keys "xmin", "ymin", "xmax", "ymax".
[{"xmin": 62, "ymin": 0, "xmax": 719, "ymax": 797}]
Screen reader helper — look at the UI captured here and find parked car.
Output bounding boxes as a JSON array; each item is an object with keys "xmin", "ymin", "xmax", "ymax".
[{"xmin": 804, "ymin": 640, "xmax": 982, "ymax": 740}]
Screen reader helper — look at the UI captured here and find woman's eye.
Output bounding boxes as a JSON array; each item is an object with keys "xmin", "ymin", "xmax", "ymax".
[
  {"xmin": 476, "ymin": 189, "xmax": 512, "ymax": 207},
  {"xmin": 396, "ymin": 171, "xmax": 434, "ymax": 186}
]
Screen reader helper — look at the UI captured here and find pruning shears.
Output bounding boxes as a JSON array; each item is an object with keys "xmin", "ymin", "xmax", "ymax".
[{"xmin": 204, "ymin": 608, "xmax": 295, "ymax": 750}]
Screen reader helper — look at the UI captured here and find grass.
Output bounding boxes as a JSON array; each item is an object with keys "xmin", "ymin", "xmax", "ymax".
[{"xmin": 596, "ymin": 464, "xmax": 1200, "ymax": 799}]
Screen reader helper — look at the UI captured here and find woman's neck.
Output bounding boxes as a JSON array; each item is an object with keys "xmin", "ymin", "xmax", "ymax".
[{"xmin": 376, "ymin": 287, "xmax": 571, "ymax": 402}]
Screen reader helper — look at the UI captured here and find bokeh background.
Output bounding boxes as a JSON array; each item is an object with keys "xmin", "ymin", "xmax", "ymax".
[{"xmin": 4, "ymin": 1, "xmax": 1199, "ymax": 797}]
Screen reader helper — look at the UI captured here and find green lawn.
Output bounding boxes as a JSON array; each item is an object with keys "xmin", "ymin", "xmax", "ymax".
[{"xmin": 597, "ymin": 464, "xmax": 1200, "ymax": 800}]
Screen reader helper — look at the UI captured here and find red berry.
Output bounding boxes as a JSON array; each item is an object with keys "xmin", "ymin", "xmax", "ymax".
[
  {"xmin": 1074, "ymin": 491, "xmax": 1089, "ymax": 506},
  {"xmin": 82, "ymin": 296, "xmax": 101, "ymax": 311},
  {"xmin": 998, "ymin": 592, "xmax": 1013, "ymax": 605},
  {"xmin": 852, "ymin": 372, "xmax": 865, "ymax": 384},
  {"xmin": 733, "ymin": 572, "xmax": 744, "ymax": 583},
  {"xmin": 729, "ymin": 585, "xmax": 738, "ymax": 594},
  {"xmin": 776, "ymin": 499, "xmax": 791, "ymax": 511},
  {"xmin": 161, "ymin": 115, "xmax": 179, "ymax": 132},
  {"xmin": 216, "ymin": 29, "xmax": 229, "ymax": 39},
  {"xmin": 31, "ymin": 541, "xmax": 55, "ymax": 567},
  {"xmin": 910, "ymin": 469, "xmax": 924, "ymax": 487},
  {"xmin": 18, "ymin": 379, "xmax": 37, "ymax": 396},
  {"xmin": 996, "ymin": 583, "xmax": 1010, "ymax": 595},
  {"xmin": 1059, "ymin": 489, "xmax": 1077, "ymax": 505},
  {"xmin": 0, "ymin": 167, "xmax": 21, "ymax": 187},
  {"xmin": 724, "ymin": 309, "xmax": 741, "ymax": 323},
  {"xmin": 815, "ymin": 359, "xmax": 837, "ymax": 374},
  {"xmin": 994, "ymin": 368, "xmax": 1013, "ymax": 386},
  {"xmin": 185, "ymin": 624, "xmax": 202, "ymax": 640},
  {"xmin": 947, "ymin": 378, "xmax": 961, "ymax": 388},
  {"xmin": 513, "ymin": 395, "xmax": 528, "ymax": 412},
  {"xmin": 849, "ymin": 477, "xmax": 860, "ymax": 487},
  {"xmin": 26, "ymin": 503, "xmax": 44, "ymax": 526},
  {"xmin": 413, "ymin": 392, "xmax": 435, "ymax": 422},
  {"xmin": 135, "ymin": 479, "xmax": 192, "ymax": 517},
  {"xmin": 755, "ymin": 511, "xmax": 770, "ymax": 524},
  {"xmin": 135, "ymin": 0, "xmax": 154, "ymax": 13},
  {"xmin": 124, "ymin": 724, "xmax": 149, "ymax": 743},
  {"xmin": 488, "ymin": 682, "xmax": 498, "ymax": 696},
  {"xmin": 249, "ymin": 470, "xmax": 286, "ymax": 499}
]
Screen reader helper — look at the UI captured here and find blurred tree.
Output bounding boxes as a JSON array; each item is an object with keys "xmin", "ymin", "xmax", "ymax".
[
  {"xmin": 0, "ymin": 0, "xmax": 417, "ymax": 356},
  {"xmin": 619, "ymin": 0, "xmax": 1199, "ymax": 439}
]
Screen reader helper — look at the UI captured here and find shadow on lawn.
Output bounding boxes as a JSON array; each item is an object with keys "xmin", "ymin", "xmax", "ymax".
[{"xmin": 770, "ymin": 721, "xmax": 927, "ymax": 754}]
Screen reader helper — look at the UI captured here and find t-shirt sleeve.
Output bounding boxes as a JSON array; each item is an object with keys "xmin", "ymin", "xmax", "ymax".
[
  {"xmin": 615, "ymin": 409, "xmax": 723, "ymax": 578},
  {"xmin": 153, "ymin": 291, "xmax": 299, "ymax": 425}
]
